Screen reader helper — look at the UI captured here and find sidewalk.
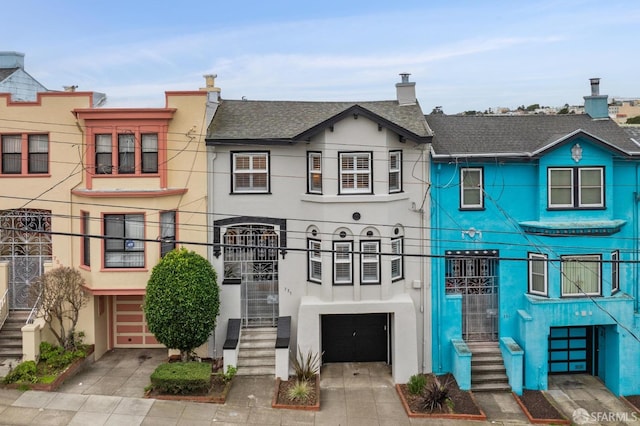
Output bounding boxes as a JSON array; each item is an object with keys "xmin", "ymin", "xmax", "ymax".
[{"xmin": 0, "ymin": 348, "xmax": 636, "ymax": 425}]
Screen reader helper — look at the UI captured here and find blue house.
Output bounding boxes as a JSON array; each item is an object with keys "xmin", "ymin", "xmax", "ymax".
[{"xmin": 427, "ymin": 79, "xmax": 640, "ymax": 396}]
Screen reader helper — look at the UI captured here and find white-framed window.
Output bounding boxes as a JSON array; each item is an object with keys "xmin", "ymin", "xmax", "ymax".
[
  {"xmin": 611, "ymin": 250, "xmax": 619, "ymax": 294},
  {"xmin": 104, "ymin": 214, "xmax": 145, "ymax": 268},
  {"xmin": 232, "ymin": 152, "xmax": 269, "ymax": 193},
  {"xmin": 307, "ymin": 152, "xmax": 322, "ymax": 194},
  {"xmin": 160, "ymin": 210, "xmax": 176, "ymax": 257},
  {"xmin": 308, "ymin": 239, "xmax": 322, "ymax": 282},
  {"xmin": 561, "ymin": 255, "xmax": 601, "ymax": 296},
  {"xmin": 339, "ymin": 152, "xmax": 372, "ymax": 194},
  {"xmin": 528, "ymin": 253, "xmax": 548, "ymax": 296},
  {"xmin": 360, "ymin": 241, "xmax": 380, "ymax": 284},
  {"xmin": 333, "ymin": 241, "xmax": 353, "ymax": 284},
  {"xmin": 391, "ymin": 237, "xmax": 403, "ymax": 281},
  {"xmin": 389, "ymin": 150, "xmax": 402, "ymax": 193},
  {"xmin": 548, "ymin": 167, "xmax": 604, "ymax": 209},
  {"xmin": 460, "ymin": 168, "xmax": 483, "ymax": 209}
]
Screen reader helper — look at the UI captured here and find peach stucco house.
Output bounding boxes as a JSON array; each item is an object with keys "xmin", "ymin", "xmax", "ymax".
[{"xmin": 0, "ymin": 58, "xmax": 216, "ymax": 361}]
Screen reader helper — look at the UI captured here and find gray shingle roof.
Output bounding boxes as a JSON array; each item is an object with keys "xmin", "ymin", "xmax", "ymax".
[
  {"xmin": 623, "ymin": 126, "xmax": 640, "ymax": 142},
  {"xmin": 206, "ymin": 99, "xmax": 431, "ymax": 144},
  {"xmin": 426, "ymin": 114, "xmax": 640, "ymax": 158},
  {"xmin": 0, "ymin": 68, "xmax": 18, "ymax": 83}
]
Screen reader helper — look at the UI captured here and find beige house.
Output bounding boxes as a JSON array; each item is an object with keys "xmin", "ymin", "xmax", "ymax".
[{"xmin": 0, "ymin": 74, "xmax": 215, "ymax": 360}]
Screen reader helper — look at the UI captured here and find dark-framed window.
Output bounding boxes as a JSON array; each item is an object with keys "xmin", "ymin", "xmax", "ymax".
[
  {"xmin": 339, "ymin": 152, "xmax": 372, "ymax": 194},
  {"xmin": 389, "ymin": 150, "xmax": 402, "ymax": 193},
  {"xmin": 360, "ymin": 240, "xmax": 380, "ymax": 284},
  {"xmin": 104, "ymin": 214, "xmax": 145, "ymax": 268},
  {"xmin": 548, "ymin": 167, "xmax": 604, "ymax": 209},
  {"xmin": 611, "ymin": 250, "xmax": 619, "ymax": 294},
  {"xmin": 160, "ymin": 210, "xmax": 176, "ymax": 257},
  {"xmin": 141, "ymin": 134, "xmax": 159, "ymax": 173},
  {"xmin": 391, "ymin": 237, "xmax": 404, "ymax": 281},
  {"xmin": 308, "ymin": 239, "xmax": 322, "ymax": 283},
  {"xmin": 2, "ymin": 135, "xmax": 22, "ymax": 174},
  {"xmin": 81, "ymin": 211, "xmax": 91, "ymax": 267},
  {"xmin": 95, "ymin": 134, "xmax": 113, "ymax": 174},
  {"xmin": 460, "ymin": 167, "xmax": 483, "ymax": 209},
  {"xmin": 333, "ymin": 241, "xmax": 353, "ymax": 284},
  {"xmin": 561, "ymin": 254, "xmax": 601, "ymax": 296},
  {"xmin": 118, "ymin": 133, "xmax": 135, "ymax": 174},
  {"xmin": 1, "ymin": 134, "xmax": 49, "ymax": 175},
  {"xmin": 528, "ymin": 253, "xmax": 547, "ymax": 296},
  {"xmin": 307, "ymin": 151, "xmax": 322, "ymax": 194},
  {"xmin": 28, "ymin": 134, "xmax": 49, "ymax": 174},
  {"xmin": 231, "ymin": 151, "xmax": 270, "ymax": 193}
]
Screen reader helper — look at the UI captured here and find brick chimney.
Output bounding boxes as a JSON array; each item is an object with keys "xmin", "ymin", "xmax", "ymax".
[
  {"xmin": 584, "ymin": 78, "xmax": 609, "ymax": 119},
  {"xmin": 396, "ymin": 73, "xmax": 416, "ymax": 106}
]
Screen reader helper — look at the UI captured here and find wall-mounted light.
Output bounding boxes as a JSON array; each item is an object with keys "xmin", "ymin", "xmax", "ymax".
[
  {"xmin": 461, "ymin": 227, "xmax": 482, "ymax": 240},
  {"xmin": 571, "ymin": 143, "xmax": 582, "ymax": 163}
]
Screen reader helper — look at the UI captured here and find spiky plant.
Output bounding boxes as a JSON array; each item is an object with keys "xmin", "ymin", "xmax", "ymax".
[
  {"xmin": 421, "ymin": 378, "xmax": 451, "ymax": 412},
  {"xmin": 287, "ymin": 380, "xmax": 314, "ymax": 402}
]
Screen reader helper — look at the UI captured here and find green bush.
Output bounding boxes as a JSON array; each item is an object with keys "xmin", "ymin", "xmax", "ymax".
[
  {"xmin": 38, "ymin": 341, "xmax": 85, "ymax": 371},
  {"xmin": 218, "ymin": 365, "xmax": 237, "ymax": 384},
  {"xmin": 150, "ymin": 362, "xmax": 212, "ymax": 395},
  {"xmin": 4, "ymin": 361, "xmax": 38, "ymax": 384},
  {"xmin": 143, "ymin": 248, "xmax": 220, "ymax": 361},
  {"xmin": 407, "ymin": 374, "xmax": 427, "ymax": 395}
]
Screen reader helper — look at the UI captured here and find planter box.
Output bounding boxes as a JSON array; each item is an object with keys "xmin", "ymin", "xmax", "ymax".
[
  {"xmin": 512, "ymin": 391, "xmax": 570, "ymax": 425},
  {"xmin": 395, "ymin": 383, "xmax": 487, "ymax": 421},
  {"xmin": 145, "ymin": 379, "xmax": 232, "ymax": 404},
  {"xmin": 272, "ymin": 375, "xmax": 320, "ymax": 411},
  {"xmin": 4, "ymin": 345, "xmax": 95, "ymax": 392}
]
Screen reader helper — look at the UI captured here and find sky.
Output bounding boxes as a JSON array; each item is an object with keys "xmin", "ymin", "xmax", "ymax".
[{"xmin": 5, "ymin": 0, "xmax": 640, "ymax": 114}]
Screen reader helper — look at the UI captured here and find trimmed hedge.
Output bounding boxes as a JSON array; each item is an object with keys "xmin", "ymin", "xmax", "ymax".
[{"xmin": 150, "ymin": 362, "xmax": 212, "ymax": 395}]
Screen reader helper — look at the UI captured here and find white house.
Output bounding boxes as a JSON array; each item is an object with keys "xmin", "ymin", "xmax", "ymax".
[{"xmin": 205, "ymin": 75, "xmax": 433, "ymax": 382}]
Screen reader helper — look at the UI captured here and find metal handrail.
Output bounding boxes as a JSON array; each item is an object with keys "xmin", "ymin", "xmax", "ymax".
[
  {"xmin": 0, "ymin": 289, "xmax": 8, "ymax": 329},
  {"xmin": 26, "ymin": 292, "xmax": 41, "ymax": 325}
]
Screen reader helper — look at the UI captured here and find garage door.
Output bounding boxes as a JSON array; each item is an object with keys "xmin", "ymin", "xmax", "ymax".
[
  {"xmin": 321, "ymin": 314, "xmax": 389, "ymax": 363},
  {"xmin": 548, "ymin": 326, "xmax": 594, "ymax": 374},
  {"xmin": 114, "ymin": 295, "xmax": 163, "ymax": 348}
]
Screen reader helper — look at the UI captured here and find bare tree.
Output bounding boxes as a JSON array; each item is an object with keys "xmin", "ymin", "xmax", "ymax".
[{"xmin": 30, "ymin": 267, "xmax": 89, "ymax": 349}]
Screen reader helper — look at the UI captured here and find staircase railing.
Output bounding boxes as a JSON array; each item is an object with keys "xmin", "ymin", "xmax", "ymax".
[
  {"xmin": 26, "ymin": 292, "xmax": 41, "ymax": 325},
  {"xmin": 0, "ymin": 289, "xmax": 8, "ymax": 329}
]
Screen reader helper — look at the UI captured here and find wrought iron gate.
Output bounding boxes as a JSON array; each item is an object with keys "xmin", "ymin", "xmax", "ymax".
[
  {"xmin": 0, "ymin": 210, "xmax": 52, "ymax": 309},
  {"xmin": 223, "ymin": 225, "xmax": 279, "ymax": 327},
  {"xmin": 445, "ymin": 251, "xmax": 499, "ymax": 341}
]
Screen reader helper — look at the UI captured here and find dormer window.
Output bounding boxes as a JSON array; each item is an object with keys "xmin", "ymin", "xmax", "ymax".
[{"xmin": 548, "ymin": 167, "xmax": 603, "ymax": 209}]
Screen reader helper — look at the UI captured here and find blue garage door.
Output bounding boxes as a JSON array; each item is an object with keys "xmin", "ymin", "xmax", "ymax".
[{"xmin": 548, "ymin": 326, "xmax": 594, "ymax": 374}]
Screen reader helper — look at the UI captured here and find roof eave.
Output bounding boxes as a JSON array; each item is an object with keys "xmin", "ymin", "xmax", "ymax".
[{"xmin": 206, "ymin": 138, "xmax": 297, "ymax": 146}]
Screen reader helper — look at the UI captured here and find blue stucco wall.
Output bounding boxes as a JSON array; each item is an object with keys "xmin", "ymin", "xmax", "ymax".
[{"xmin": 431, "ymin": 136, "xmax": 640, "ymax": 396}]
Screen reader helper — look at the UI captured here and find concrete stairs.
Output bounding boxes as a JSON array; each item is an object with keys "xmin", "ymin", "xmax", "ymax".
[
  {"xmin": 468, "ymin": 341, "xmax": 511, "ymax": 392},
  {"xmin": 236, "ymin": 327, "xmax": 276, "ymax": 376},
  {"xmin": 0, "ymin": 310, "xmax": 28, "ymax": 360}
]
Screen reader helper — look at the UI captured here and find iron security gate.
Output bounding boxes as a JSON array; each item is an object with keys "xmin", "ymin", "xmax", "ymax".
[
  {"xmin": 224, "ymin": 225, "xmax": 279, "ymax": 327},
  {"xmin": 0, "ymin": 210, "xmax": 52, "ymax": 309},
  {"xmin": 445, "ymin": 251, "xmax": 499, "ymax": 341}
]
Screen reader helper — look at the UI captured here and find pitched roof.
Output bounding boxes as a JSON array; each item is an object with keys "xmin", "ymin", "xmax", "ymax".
[
  {"xmin": 426, "ymin": 114, "xmax": 640, "ymax": 159},
  {"xmin": 206, "ymin": 99, "xmax": 432, "ymax": 145},
  {"xmin": 623, "ymin": 126, "xmax": 640, "ymax": 142},
  {"xmin": 0, "ymin": 67, "xmax": 18, "ymax": 82}
]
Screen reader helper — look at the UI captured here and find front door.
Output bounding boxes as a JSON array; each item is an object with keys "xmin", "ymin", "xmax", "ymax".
[
  {"xmin": 446, "ymin": 252, "xmax": 499, "ymax": 341},
  {"xmin": 223, "ymin": 225, "xmax": 279, "ymax": 327},
  {"xmin": 0, "ymin": 209, "xmax": 52, "ymax": 309}
]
